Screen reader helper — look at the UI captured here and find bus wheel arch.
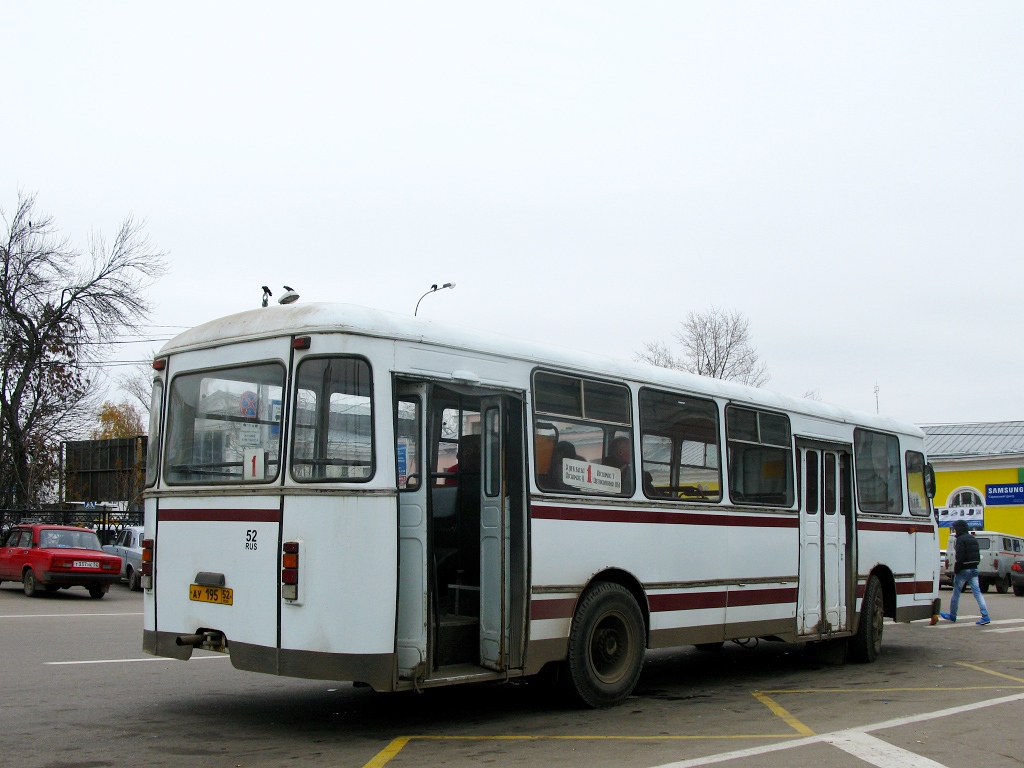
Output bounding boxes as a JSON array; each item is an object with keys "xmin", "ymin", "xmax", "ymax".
[
  {"xmin": 850, "ymin": 571, "xmax": 886, "ymax": 663},
  {"xmin": 565, "ymin": 579, "xmax": 646, "ymax": 708},
  {"xmin": 582, "ymin": 568, "xmax": 650, "ymax": 643},
  {"xmin": 872, "ymin": 565, "xmax": 897, "ymax": 620}
]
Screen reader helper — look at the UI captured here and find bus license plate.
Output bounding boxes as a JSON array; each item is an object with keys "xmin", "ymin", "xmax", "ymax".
[{"xmin": 189, "ymin": 585, "xmax": 233, "ymax": 605}]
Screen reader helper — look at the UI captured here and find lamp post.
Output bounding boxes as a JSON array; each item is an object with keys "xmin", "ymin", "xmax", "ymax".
[{"xmin": 414, "ymin": 282, "xmax": 456, "ymax": 316}]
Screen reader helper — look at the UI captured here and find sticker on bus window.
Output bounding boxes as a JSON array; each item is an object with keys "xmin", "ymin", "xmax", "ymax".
[
  {"xmin": 562, "ymin": 457, "xmax": 621, "ymax": 494},
  {"xmin": 243, "ymin": 448, "xmax": 266, "ymax": 481},
  {"xmin": 239, "ymin": 423, "xmax": 261, "ymax": 447}
]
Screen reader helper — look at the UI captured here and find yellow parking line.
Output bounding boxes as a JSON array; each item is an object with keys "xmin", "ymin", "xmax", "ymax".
[
  {"xmin": 363, "ymin": 671, "xmax": 1024, "ymax": 767},
  {"xmin": 955, "ymin": 662, "xmax": 1024, "ymax": 684},
  {"xmin": 361, "ymin": 733, "xmax": 802, "ymax": 768},
  {"xmin": 363, "ymin": 737, "xmax": 410, "ymax": 768},
  {"xmin": 761, "ymin": 685, "xmax": 1024, "ymax": 694},
  {"xmin": 751, "ymin": 692, "xmax": 815, "ymax": 736}
]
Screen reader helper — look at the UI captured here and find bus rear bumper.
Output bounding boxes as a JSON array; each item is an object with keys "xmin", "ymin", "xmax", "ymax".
[{"xmin": 143, "ymin": 630, "xmax": 395, "ymax": 691}]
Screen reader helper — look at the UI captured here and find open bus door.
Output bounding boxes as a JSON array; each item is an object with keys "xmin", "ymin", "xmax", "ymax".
[
  {"xmin": 395, "ymin": 383, "xmax": 429, "ymax": 680},
  {"xmin": 478, "ymin": 394, "xmax": 528, "ymax": 672}
]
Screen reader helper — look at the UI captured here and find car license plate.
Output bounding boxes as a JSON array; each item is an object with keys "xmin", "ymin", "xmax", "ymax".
[
  {"xmin": 189, "ymin": 585, "xmax": 233, "ymax": 605},
  {"xmin": 74, "ymin": 560, "xmax": 100, "ymax": 568}
]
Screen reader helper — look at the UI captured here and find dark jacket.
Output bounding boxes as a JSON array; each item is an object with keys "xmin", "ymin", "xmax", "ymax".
[{"xmin": 954, "ymin": 532, "xmax": 981, "ymax": 573}]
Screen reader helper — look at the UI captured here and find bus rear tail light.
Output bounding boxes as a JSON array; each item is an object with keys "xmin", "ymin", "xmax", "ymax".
[
  {"xmin": 993, "ymin": 558, "xmax": 999, "ymax": 570},
  {"xmin": 282, "ymin": 541, "xmax": 300, "ymax": 601},
  {"xmin": 141, "ymin": 538, "xmax": 154, "ymax": 589}
]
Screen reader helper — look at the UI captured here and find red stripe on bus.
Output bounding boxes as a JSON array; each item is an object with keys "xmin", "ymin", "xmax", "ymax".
[
  {"xmin": 158, "ymin": 509, "xmax": 281, "ymax": 523},
  {"xmin": 531, "ymin": 586, "xmax": 798, "ymax": 622},
  {"xmin": 648, "ymin": 591, "xmax": 728, "ymax": 612},
  {"xmin": 855, "ymin": 580, "xmax": 932, "ymax": 599},
  {"xmin": 725, "ymin": 586, "xmax": 798, "ymax": 607},
  {"xmin": 896, "ymin": 581, "xmax": 934, "ymax": 595},
  {"xmin": 531, "ymin": 505, "xmax": 798, "ymax": 528},
  {"xmin": 648, "ymin": 587, "xmax": 796, "ymax": 613},
  {"xmin": 857, "ymin": 521, "xmax": 933, "ymax": 534},
  {"xmin": 530, "ymin": 598, "xmax": 576, "ymax": 620}
]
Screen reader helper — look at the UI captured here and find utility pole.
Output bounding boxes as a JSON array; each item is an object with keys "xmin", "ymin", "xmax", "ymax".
[{"xmin": 874, "ymin": 384, "xmax": 879, "ymax": 414}]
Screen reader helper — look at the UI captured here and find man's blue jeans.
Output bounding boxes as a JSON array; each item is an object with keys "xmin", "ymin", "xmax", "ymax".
[{"xmin": 949, "ymin": 568, "xmax": 990, "ymax": 621}]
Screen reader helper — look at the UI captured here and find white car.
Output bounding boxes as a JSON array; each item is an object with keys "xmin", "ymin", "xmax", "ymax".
[{"xmin": 102, "ymin": 526, "xmax": 144, "ymax": 591}]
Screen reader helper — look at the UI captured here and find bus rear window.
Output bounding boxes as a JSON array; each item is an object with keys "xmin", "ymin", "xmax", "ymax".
[
  {"xmin": 144, "ymin": 380, "xmax": 163, "ymax": 487},
  {"xmin": 291, "ymin": 357, "xmax": 374, "ymax": 482},
  {"xmin": 164, "ymin": 363, "xmax": 285, "ymax": 484}
]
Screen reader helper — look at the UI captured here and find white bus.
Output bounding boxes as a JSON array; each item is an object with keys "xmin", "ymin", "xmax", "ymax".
[{"xmin": 141, "ymin": 303, "xmax": 939, "ymax": 707}]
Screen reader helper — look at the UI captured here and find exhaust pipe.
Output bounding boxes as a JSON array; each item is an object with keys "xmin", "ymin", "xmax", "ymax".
[
  {"xmin": 175, "ymin": 630, "xmax": 227, "ymax": 651},
  {"xmin": 175, "ymin": 634, "xmax": 206, "ymax": 647}
]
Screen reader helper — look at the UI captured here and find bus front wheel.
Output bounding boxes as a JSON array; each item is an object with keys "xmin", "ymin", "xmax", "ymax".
[
  {"xmin": 566, "ymin": 582, "xmax": 645, "ymax": 708},
  {"xmin": 849, "ymin": 575, "xmax": 884, "ymax": 663}
]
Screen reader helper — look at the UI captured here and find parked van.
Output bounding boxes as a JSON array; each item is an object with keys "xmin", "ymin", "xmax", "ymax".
[{"xmin": 946, "ymin": 530, "xmax": 1024, "ymax": 593}]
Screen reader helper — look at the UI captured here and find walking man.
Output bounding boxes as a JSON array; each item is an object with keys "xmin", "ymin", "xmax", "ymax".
[{"xmin": 941, "ymin": 519, "xmax": 991, "ymax": 625}]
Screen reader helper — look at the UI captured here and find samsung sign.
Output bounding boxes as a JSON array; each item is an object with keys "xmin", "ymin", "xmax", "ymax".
[{"xmin": 985, "ymin": 484, "xmax": 1024, "ymax": 506}]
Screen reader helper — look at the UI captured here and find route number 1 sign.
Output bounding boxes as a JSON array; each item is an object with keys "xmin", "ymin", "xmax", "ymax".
[{"xmin": 243, "ymin": 448, "xmax": 266, "ymax": 481}]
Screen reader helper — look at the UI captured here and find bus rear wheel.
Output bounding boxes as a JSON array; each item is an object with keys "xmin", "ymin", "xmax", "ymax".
[
  {"xmin": 565, "ymin": 582, "xmax": 645, "ymax": 708},
  {"xmin": 849, "ymin": 575, "xmax": 883, "ymax": 663},
  {"xmin": 996, "ymin": 576, "xmax": 1010, "ymax": 594}
]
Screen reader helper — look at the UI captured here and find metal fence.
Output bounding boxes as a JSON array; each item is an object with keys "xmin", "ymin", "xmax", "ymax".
[{"xmin": 0, "ymin": 509, "xmax": 144, "ymax": 545}]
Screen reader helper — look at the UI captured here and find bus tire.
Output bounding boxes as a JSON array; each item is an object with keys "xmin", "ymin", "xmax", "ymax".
[
  {"xmin": 996, "ymin": 576, "xmax": 1009, "ymax": 594},
  {"xmin": 566, "ymin": 582, "xmax": 645, "ymax": 708},
  {"xmin": 849, "ymin": 575, "xmax": 883, "ymax": 663}
]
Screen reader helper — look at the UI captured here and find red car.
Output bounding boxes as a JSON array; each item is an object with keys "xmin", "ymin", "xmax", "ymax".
[{"xmin": 0, "ymin": 524, "xmax": 122, "ymax": 599}]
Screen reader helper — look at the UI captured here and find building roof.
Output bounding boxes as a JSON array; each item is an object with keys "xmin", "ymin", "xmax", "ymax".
[{"xmin": 921, "ymin": 421, "xmax": 1024, "ymax": 459}]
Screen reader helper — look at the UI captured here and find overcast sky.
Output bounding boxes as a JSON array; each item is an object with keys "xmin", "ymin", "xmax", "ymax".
[{"xmin": 2, "ymin": 3, "xmax": 1021, "ymax": 426}]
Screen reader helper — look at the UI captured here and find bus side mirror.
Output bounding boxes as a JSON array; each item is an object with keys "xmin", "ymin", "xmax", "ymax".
[{"xmin": 924, "ymin": 463, "xmax": 936, "ymax": 499}]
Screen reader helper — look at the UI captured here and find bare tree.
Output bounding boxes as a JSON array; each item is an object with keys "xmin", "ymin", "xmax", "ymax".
[
  {"xmin": 637, "ymin": 306, "xmax": 770, "ymax": 387},
  {"xmin": 0, "ymin": 191, "xmax": 166, "ymax": 508},
  {"xmin": 119, "ymin": 356, "xmax": 156, "ymax": 416}
]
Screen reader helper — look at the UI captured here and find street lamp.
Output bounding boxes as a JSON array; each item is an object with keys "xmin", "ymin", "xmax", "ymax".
[{"xmin": 414, "ymin": 282, "xmax": 456, "ymax": 316}]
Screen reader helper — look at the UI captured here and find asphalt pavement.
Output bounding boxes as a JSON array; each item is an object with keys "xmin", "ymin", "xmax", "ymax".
[{"xmin": 2, "ymin": 582, "xmax": 1023, "ymax": 768}]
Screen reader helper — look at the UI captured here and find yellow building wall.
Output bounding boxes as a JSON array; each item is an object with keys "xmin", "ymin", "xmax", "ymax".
[{"xmin": 935, "ymin": 466, "xmax": 1024, "ymax": 548}]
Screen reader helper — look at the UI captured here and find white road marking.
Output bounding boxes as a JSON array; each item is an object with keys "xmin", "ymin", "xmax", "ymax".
[
  {"xmin": 46, "ymin": 655, "xmax": 228, "ymax": 666},
  {"xmin": 824, "ymin": 731, "xmax": 947, "ymax": 768},
  {"xmin": 929, "ymin": 616, "xmax": 1024, "ymax": 629},
  {"xmin": 649, "ymin": 691, "xmax": 1024, "ymax": 768},
  {"xmin": 0, "ymin": 618, "xmax": 143, "ymax": 622},
  {"xmin": 984, "ymin": 626, "xmax": 1024, "ymax": 633}
]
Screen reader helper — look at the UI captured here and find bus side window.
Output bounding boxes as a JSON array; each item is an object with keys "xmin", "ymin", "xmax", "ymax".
[
  {"xmin": 533, "ymin": 371, "xmax": 633, "ymax": 497},
  {"xmin": 638, "ymin": 388, "xmax": 721, "ymax": 502},
  {"xmin": 854, "ymin": 430, "xmax": 903, "ymax": 515},
  {"xmin": 725, "ymin": 406, "xmax": 794, "ymax": 507}
]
